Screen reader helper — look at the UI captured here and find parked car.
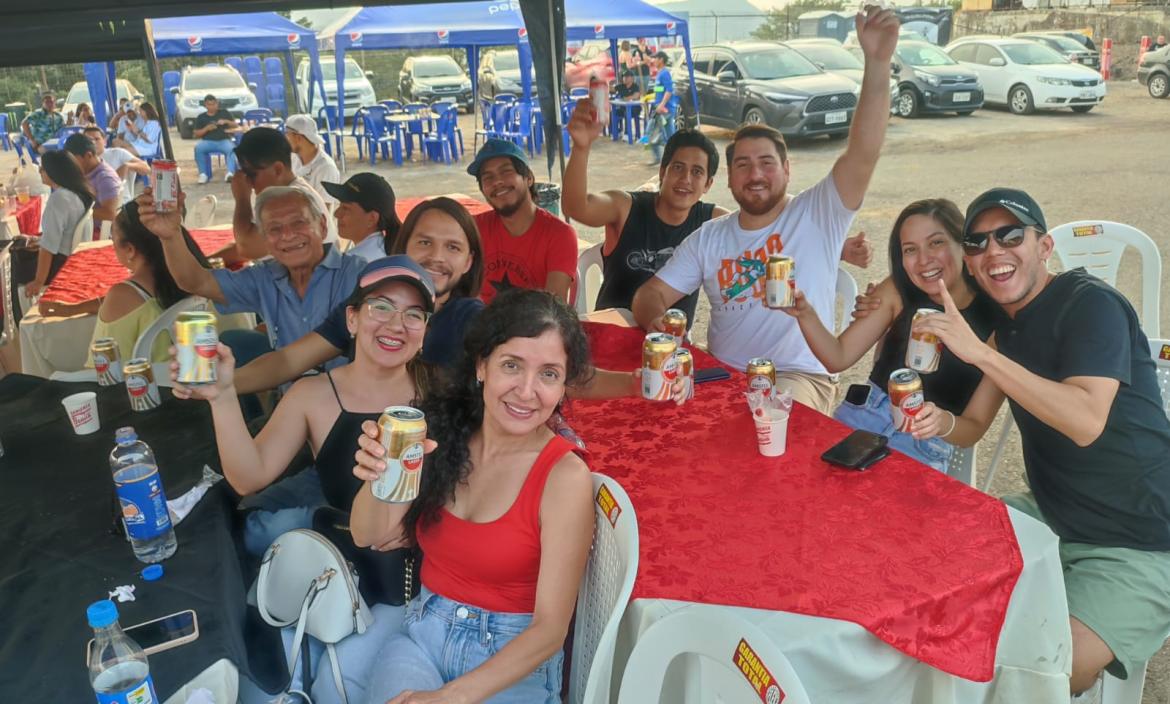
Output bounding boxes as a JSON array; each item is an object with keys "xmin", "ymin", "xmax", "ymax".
[
  {"xmin": 946, "ymin": 37, "xmax": 1105, "ymax": 114},
  {"xmin": 889, "ymin": 40, "xmax": 984, "ymax": 118},
  {"xmin": 565, "ymin": 41, "xmax": 615, "ymax": 89},
  {"xmin": 1013, "ymin": 33, "xmax": 1100, "ymax": 69},
  {"xmin": 61, "ymin": 79, "xmax": 143, "ymax": 118},
  {"xmin": 676, "ymin": 42, "xmax": 859, "ymax": 139},
  {"xmin": 297, "ymin": 57, "xmax": 378, "ymax": 118},
  {"xmin": 174, "ymin": 66, "xmax": 259, "ymax": 139},
  {"xmin": 784, "ymin": 39, "xmax": 899, "ymax": 114},
  {"xmin": 478, "ymin": 49, "xmax": 537, "ymax": 100},
  {"xmin": 1138, "ymin": 45, "xmax": 1170, "ymax": 98},
  {"xmin": 844, "ymin": 29, "xmax": 929, "ymax": 48},
  {"xmin": 1026, "ymin": 30, "xmax": 1097, "ymax": 53},
  {"xmin": 399, "ymin": 55, "xmax": 473, "ymax": 111}
]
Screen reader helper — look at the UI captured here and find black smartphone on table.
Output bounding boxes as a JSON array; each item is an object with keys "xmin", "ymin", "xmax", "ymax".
[
  {"xmin": 821, "ymin": 429, "xmax": 890, "ymax": 470},
  {"xmin": 694, "ymin": 367, "xmax": 731, "ymax": 384}
]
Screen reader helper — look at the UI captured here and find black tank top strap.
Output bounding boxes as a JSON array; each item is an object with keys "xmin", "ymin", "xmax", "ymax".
[{"xmin": 324, "ymin": 370, "xmax": 346, "ymax": 412}]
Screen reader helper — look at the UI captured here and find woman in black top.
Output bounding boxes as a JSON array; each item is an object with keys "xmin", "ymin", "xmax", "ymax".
[{"xmin": 786, "ymin": 198, "xmax": 1006, "ymax": 472}]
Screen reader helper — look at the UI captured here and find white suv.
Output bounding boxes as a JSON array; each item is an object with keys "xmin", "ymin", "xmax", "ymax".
[
  {"xmin": 945, "ymin": 37, "xmax": 1105, "ymax": 114},
  {"xmin": 174, "ymin": 66, "xmax": 260, "ymax": 139},
  {"xmin": 297, "ymin": 57, "xmax": 378, "ymax": 118}
]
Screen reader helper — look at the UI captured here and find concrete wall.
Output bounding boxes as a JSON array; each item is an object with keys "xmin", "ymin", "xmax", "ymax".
[{"xmin": 955, "ymin": 7, "xmax": 1170, "ymax": 78}]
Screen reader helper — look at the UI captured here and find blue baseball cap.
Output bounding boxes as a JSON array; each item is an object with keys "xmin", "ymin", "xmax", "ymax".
[
  {"xmin": 350, "ymin": 255, "xmax": 436, "ymax": 313},
  {"xmin": 467, "ymin": 138, "xmax": 529, "ymax": 178}
]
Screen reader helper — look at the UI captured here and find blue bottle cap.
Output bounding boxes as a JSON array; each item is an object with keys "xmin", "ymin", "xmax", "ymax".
[
  {"xmin": 87, "ymin": 600, "xmax": 118, "ymax": 628},
  {"xmin": 115, "ymin": 427, "xmax": 138, "ymax": 446},
  {"xmin": 141, "ymin": 564, "xmax": 164, "ymax": 581}
]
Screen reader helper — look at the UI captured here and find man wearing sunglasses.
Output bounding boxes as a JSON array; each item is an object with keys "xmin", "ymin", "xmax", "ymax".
[{"xmin": 912, "ymin": 188, "xmax": 1170, "ymax": 698}]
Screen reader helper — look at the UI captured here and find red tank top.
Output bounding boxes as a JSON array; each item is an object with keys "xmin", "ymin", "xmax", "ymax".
[{"xmin": 416, "ymin": 435, "xmax": 576, "ymax": 614}]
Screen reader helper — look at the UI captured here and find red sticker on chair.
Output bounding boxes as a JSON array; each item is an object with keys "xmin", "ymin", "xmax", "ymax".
[
  {"xmin": 1160, "ymin": 344, "xmax": 1170, "ymax": 361},
  {"xmin": 733, "ymin": 639, "xmax": 785, "ymax": 704},
  {"xmin": 595, "ymin": 484, "xmax": 621, "ymax": 527}
]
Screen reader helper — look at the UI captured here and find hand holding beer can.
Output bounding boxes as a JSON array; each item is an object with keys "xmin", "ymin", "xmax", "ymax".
[
  {"xmin": 888, "ymin": 368, "xmax": 925, "ymax": 433},
  {"xmin": 151, "ymin": 159, "xmax": 180, "ymax": 213},
  {"xmin": 765, "ymin": 255, "xmax": 796, "ymax": 309},
  {"xmin": 372, "ymin": 407, "xmax": 427, "ymax": 503},
  {"xmin": 589, "ymin": 77, "xmax": 610, "ymax": 126},
  {"xmin": 661, "ymin": 308, "xmax": 687, "ymax": 346},
  {"xmin": 907, "ymin": 309, "xmax": 942, "ymax": 373},
  {"xmin": 174, "ymin": 312, "xmax": 219, "ymax": 384}
]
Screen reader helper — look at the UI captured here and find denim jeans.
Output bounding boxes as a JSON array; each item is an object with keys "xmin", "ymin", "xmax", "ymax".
[
  {"xmin": 194, "ymin": 138, "xmax": 238, "ymax": 178},
  {"xmin": 833, "ymin": 382, "xmax": 954, "ymax": 473},
  {"xmin": 364, "ymin": 586, "xmax": 563, "ymax": 704},
  {"xmin": 649, "ymin": 111, "xmax": 677, "ymax": 162},
  {"xmin": 240, "ymin": 467, "xmax": 326, "ymax": 556}
]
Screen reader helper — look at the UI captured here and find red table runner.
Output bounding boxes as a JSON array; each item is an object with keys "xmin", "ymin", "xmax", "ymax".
[
  {"xmin": 566, "ymin": 322, "xmax": 1023, "ymax": 682},
  {"xmin": 42, "ymin": 229, "xmax": 237, "ymax": 304},
  {"xmin": 13, "ymin": 196, "xmax": 41, "ymax": 235}
]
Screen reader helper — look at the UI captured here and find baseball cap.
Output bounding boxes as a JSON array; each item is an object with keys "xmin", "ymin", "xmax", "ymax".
[
  {"xmin": 284, "ymin": 114, "xmax": 323, "ymax": 147},
  {"xmin": 350, "ymin": 255, "xmax": 436, "ymax": 313},
  {"xmin": 322, "ymin": 173, "xmax": 398, "ymax": 226},
  {"xmin": 964, "ymin": 188, "xmax": 1047, "ymax": 235},
  {"xmin": 467, "ymin": 138, "xmax": 529, "ymax": 178}
]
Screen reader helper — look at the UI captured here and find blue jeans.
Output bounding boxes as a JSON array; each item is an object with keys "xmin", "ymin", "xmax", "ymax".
[
  {"xmin": 833, "ymin": 382, "xmax": 954, "ymax": 473},
  {"xmin": 649, "ymin": 111, "xmax": 676, "ymax": 161},
  {"xmin": 364, "ymin": 586, "xmax": 563, "ymax": 703},
  {"xmin": 240, "ymin": 467, "xmax": 326, "ymax": 556},
  {"xmin": 194, "ymin": 138, "xmax": 238, "ymax": 178}
]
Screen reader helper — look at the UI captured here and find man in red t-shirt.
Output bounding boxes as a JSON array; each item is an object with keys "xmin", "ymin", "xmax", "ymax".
[{"xmin": 467, "ymin": 139, "xmax": 578, "ymax": 305}]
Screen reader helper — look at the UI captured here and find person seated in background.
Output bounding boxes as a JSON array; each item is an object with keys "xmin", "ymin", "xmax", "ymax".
[
  {"xmin": 192, "ymin": 95, "xmax": 239, "ymax": 184},
  {"xmin": 138, "ymin": 184, "xmax": 362, "ymax": 368},
  {"xmin": 67, "ymin": 102, "xmax": 95, "ymax": 127},
  {"xmin": 21, "ymin": 91, "xmax": 64, "ymax": 155},
  {"xmin": 22, "ymin": 151, "xmax": 94, "ymax": 298},
  {"xmin": 81, "ymin": 127, "xmax": 149, "ymax": 206},
  {"xmin": 614, "ymin": 69, "xmax": 641, "ymax": 100},
  {"xmin": 323, "ymin": 172, "xmax": 399, "ymax": 263},
  {"xmin": 230, "ymin": 126, "xmax": 338, "ymax": 260},
  {"xmin": 285, "ymin": 114, "xmax": 340, "ymax": 218},
  {"xmin": 785, "ymin": 198, "xmax": 1004, "ymax": 471},
  {"xmin": 468, "ymin": 139, "xmax": 578, "ymax": 306},
  {"xmin": 63, "ymin": 133, "xmax": 124, "ymax": 235},
  {"xmin": 108, "ymin": 98, "xmax": 130, "ymax": 131},
  {"xmin": 912, "ymin": 188, "xmax": 1170, "ymax": 698},
  {"xmin": 111, "ymin": 102, "xmax": 162, "ymax": 158},
  {"xmin": 350, "ymin": 288, "xmax": 594, "ymax": 704}
]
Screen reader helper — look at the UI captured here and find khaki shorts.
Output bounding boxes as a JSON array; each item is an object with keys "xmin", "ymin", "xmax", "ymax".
[
  {"xmin": 1005, "ymin": 492, "xmax": 1170, "ymax": 679},
  {"xmin": 774, "ymin": 371, "xmax": 837, "ymax": 415}
]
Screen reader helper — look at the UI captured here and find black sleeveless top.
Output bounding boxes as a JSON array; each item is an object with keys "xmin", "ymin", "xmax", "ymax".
[
  {"xmin": 869, "ymin": 291, "xmax": 1004, "ymax": 414},
  {"xmin": 315, "ymin": 371, "xmax": 383, "ymax": 512},
  {"xmin": 594, "ymin": 191, "xmax": 715, "ymax": 326}
]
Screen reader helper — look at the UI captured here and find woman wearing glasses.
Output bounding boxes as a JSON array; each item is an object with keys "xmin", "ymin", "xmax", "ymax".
[{"xmin": 785, "ymin": 198, "xmax": 1006, "ymax": 471}]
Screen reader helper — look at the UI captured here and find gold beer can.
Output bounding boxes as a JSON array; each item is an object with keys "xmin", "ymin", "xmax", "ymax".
[
  {"xmin": 123, "ymin": 357, "xmax": 161, "ymax": 412},
  {"xmin": 641, "ymin": 332, "xmax": 679, "ymax": 401},
  {"xmin": 888, "ymin": 368, "xmax": 925, "ymax": 433},
  {"xmin": 372, "ymin": 406, "xmax": 428, "ymax": 503},
  {"xmin": 91, "ymin": 337, "xmax": 123, "ymax": 386},
  {"xmin": 674, "ymin": 348, "xmax": 694, "ymax": 400},
  {"xmin": 662, "ymin": 308, "xmax": 687, "ymax": 346},
  {"xmin": 174, "ymin": 312, "xmax": 218, "ymax": 384},
  {"xmin": 765, "ymin": 255, "xmax": 795, "ymax": 309},
  {"xmin": 746, "ymin": 357, "xmax": 776, "ymax": 396},
  {"xmin": 906, "ymin": 309, "xmax": 942, "ymax": 373},
  {"xmin": 206, "ymin": 257, "xmax": 226, "ymax": 270}
]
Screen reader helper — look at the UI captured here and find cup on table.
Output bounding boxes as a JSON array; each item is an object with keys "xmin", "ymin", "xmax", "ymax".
[
  {"xmin": 61, "ymin": 391, "xmax": 100, "ymax": 435},
  {"xmin": 15, "ymin": 187, "xmax": 29, "ymax": 205},
  {"xmin": 754, "ymin": 408, "xmax": 790, "ymax": 457}
]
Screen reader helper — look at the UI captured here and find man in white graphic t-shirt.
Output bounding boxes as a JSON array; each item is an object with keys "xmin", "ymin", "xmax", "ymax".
[{"xmin": 632, "ymin": 6, "xmax": 900, "ymax": 413}]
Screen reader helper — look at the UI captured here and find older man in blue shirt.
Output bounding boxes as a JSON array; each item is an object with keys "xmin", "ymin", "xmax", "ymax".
[{"xmin": 139, "ymin": 184, "xmax": 362, "ymax": 366}]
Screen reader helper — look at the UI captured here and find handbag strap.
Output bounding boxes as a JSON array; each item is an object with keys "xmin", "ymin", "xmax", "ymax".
[{"xmin": 326, "ymin": 643, "xmax": 347, "ymax": 704}]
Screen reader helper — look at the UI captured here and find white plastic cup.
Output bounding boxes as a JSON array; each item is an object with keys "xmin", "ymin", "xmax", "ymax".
[
  {"xmin": 754, "ymin": 410, "xmax": 789, "ymax": 457},
  {"xmin": 62, "ymin": 391, "xmax": 100, "ymax": 435}
]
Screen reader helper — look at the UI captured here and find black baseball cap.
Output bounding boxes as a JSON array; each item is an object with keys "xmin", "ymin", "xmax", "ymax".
[
  {"xmin": 322, "ymin": 173, "xmax": 400, "ymax": 231},
  {"xmin": 964, "ymin": 187, "xmax": 1047, "ymax": 235}
]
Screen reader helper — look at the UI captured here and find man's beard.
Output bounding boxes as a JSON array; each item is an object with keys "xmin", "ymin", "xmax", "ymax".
[{"xmin": 735, "ymin": 185, "xmax": 786, "ymax": 216}]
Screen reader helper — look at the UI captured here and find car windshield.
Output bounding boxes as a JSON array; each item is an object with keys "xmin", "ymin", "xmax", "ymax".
[
  {"xmin": 740, "ymin": 49, "xmax": 821, "ymax": 80},
  {"xmin": 494, "ymin": 52, "xmax": 519, "ymax": 71},
  {"xmin": 185, "ymin": 71, "xmax": 246, "ymax": 91},
  {"xmin": 897, "ymin": 43, "xmax": 957, "ymax": 66},
  {"xmin": 794, "ymin": 45, "xmax": 862, "ymax": 70},
  {"xmin": 321, "ymin": 60, "xmax": 367, "ymax": 80},
  {"xmin": 415, "ymin": 59, "xmax": 462, "ymax": 78},
  {"xmin": 1033, "ymin": 35, "xmax": 1086, "ymax": 52},
  {"xmin": 1002, "ymin": 43, "xmax": 1067, "ymax": 65}
]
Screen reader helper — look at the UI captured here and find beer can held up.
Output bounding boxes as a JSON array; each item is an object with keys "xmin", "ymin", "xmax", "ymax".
[
  {"xmin": 906, "ymin": 308, "xmax": 942, "ymax": 373},
  {"xmin": 888, "ymin": 368, "xmax": 925, "ymax": 433},
  {"xmin": 174, "ymin": 312, "xmax": 218, "ymax": 385},
  {"xmin": 151, "ymin": 159, "xmax": 179, "ymax": 213},
  {"xmin": 372, "ymin": 407, "xmax": 428, "ymax": 503}
]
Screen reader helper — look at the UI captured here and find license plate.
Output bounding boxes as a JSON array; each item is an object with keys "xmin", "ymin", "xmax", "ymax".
[
  {"xmin": 953, "ymin": 91, "xmax": 971, "ymax": 103},
  {"xmin": 1079, "ymin": 90, "xmax": 1095, "ymax": 99},
  {"xmin": 825, "ymin": 110, "xmax": 847, "ymax": 125}
]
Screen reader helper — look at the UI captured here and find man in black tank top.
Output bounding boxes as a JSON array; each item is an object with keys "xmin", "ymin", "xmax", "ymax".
[{"xmin": 563, "ymin": 100, "xmax": 873, "ymax": 328}]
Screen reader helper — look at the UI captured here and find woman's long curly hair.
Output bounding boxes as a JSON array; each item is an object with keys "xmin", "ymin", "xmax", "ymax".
[{"xmin": 402, "ymin": 288, "xmax": 593, "ymax": 542}]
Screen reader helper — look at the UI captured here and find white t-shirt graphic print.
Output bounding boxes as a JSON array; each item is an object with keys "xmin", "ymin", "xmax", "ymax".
[{"xmin": 656, "ymin": 174, "xmax": 857, "ymax": 374}]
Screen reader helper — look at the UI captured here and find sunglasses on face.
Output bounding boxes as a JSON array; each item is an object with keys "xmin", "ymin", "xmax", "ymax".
[{"xmin": 961, "ymin": 224, "xmax": 1038, "ymax": 256}]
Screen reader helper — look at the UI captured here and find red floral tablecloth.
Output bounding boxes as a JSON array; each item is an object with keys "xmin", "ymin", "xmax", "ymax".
[
  {"xmin": 566, "ymin": 322, "xmax": 1023, "ymax": 682},
  {"xmin": 14, "ymin": 196, "xmax": 41, "ymax": 235},
  {"xmin": 41, "ymin": 229, "xmax": 237, "ymax": 305}
]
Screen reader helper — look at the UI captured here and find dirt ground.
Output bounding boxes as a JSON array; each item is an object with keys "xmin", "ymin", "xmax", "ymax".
[{"xmin": 6, "ymin": 79, "xmax": 1167, "ymax": 700}]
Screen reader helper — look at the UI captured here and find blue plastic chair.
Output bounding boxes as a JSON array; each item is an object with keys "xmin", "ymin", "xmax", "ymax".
[
  {"xmin": 401, "ymin": 103, "xmax": 431, "ymax": 157},
  {"xmin": 423, "ymin": 107, "xmax": 459, "ymax": 164},
  {"xmin": 380, "ymin": 99, "xmax": 403, "ymax": 113},
  {"xmin": 361, "ymin": 106, "xmax": 404, "ymax": 166},
  {"xmin": 225, "ymin": 57, "xmax": 244, "ymax": 76},
  {"xmin": 500, "ymin": 102, "xmax": 534, "ymax": 155},
  {"xmin": 263, "ymin": 57, "xmax": 283, "ymax": 83},
  {"xmin": 489, "ymin": 102, "xmax": 511, "ymax": 139},
  {"xmin": 0, "ymin": 114, "xmax": 10, "ymax": 151},
  {"xmin": 266, "ymin": 84, "xmax": 287, "ymax": 117},
  {"xmin": 243, "ymin": 108, "xmax": 277, "ymax": 128},
  {"xmin": 162, "ymin": 71, "xmax": 180, "ymax": 124},
  {"xmin": 316, "ymin": 105, "xmax": 345, "ymax": 157},
  {"xmin": 243, "ymin": 56, "xmax": 263, "ymax": 76},
  {"xmin": 494, "ymin": 94, "xmax": 517, "ymax": 104}
]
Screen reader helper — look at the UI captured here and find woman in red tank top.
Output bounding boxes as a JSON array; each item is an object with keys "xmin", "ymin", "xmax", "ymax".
[{"xmin": 351, "ymin": 289, "xmax": 596, "ymax": 704}]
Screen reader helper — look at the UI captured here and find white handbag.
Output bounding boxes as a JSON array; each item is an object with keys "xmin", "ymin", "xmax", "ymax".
[{"xmin": 255, "ymin": 529, "xmax": 374, "ymax": 704}]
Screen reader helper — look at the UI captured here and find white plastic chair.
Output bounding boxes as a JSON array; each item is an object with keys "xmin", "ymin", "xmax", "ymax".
[
  {"xmin": 570, "ymin": 473, "xmax": 639, "ymax": 704},
  {"xmin": 617, "ymin": 609, "xmax": 812, "ymax": 704},
  {"xmin": 576, "ymin": 242, "xmax": 604, "ymax": 316},
  {"xmin": 982, "ymin": 221, "xmax": 1163, "ymax": 493},
  {"xmin": 131, "ymin": 296, "xmax": 208, "ymax": 361},
  {"xmin": 184, "ymin": 195, "xmax": 218, "ymax": 229},
  {"xmin": 834, "ymin": 266, "xmax": 858, "ymax": 334},
  {"xmin": 946, "ymin": 445, "xmax": 976, "ymax": 487}
]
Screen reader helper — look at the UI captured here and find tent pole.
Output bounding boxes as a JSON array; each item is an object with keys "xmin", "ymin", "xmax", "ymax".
[
  {"xmin": 141, "ymin": 19, "xmax": 174, "ymax": 161},
  {"xmin": 548, "ymin": 0, "xmax": 566, "ymax": 191}
]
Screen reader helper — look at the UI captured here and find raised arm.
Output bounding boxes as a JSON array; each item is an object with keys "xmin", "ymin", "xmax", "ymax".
[
  {"xmin": 786, "ymin": 276, "xmax": 899, "ymax": 373},
  {"xmin": 137, "ymin": 189, "xmax": 225, "ymax": 303},
  {"xmin": 831, "ymin": 7, "xmax": 899, "ymax": 210},
  {"xmin": 230, "ymin": 172, "xmax": 269, "ymax": 260},
  {"xmin": 632, "ymin": 275, "xmax": 687, "ymax": 332},
  {"xmin": 233, "ymin": 332, "xmax": 340, "ymax": 394},
  {"xmin": 563, "ymin": 99, "xmax": 632, "ymax": 230},
  {"xmin": 349, "ymin": 420, "xmax": 417, "ymax": 549}
]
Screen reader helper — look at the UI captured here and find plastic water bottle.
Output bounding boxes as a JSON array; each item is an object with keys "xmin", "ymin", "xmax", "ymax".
[
  {"xmin": 109, "ymin": 427, "xmax": 177, "ymax": 563},
  {"xmin": 87, "ymin": 600, "xmax": 158, "ymax": 704}
]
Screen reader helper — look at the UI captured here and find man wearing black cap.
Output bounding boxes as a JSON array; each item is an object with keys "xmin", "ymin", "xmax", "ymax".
[
  {"xmin": 913, "ymin": 188, "xmax": 1170, "ymax": 697},
  {"xmin": 323, "ymin": 173, "xmax": 401, "ymax": 264}
]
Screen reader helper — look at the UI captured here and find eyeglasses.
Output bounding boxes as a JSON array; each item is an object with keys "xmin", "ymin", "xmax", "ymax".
[
  {"xmin": 961, "ymin": 224, "xmax": 1037, "ymax": 256},
  {"xmin": 363, "ymin": 298, "xmax": 430, "ymax": 331}
]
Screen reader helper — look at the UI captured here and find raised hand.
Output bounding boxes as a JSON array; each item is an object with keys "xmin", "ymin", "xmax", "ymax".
[
  {"xmin": 911, "ymin": 401, "xmax": 952, "ymax": 440},
  {"xmin": 136, "ymin": 187, "xmax": 183, "ymax": 241},
  {"xmin": 778, "ymin": 288, "xmax": 814, "ymax": 320},
  {"xmin": 842, "ymin": 230, "xmax": 873, "ymax": 269},
  {"xmin": 352, "ymin": 419, "xmax": 438, "ymax": 482},
  {"xmin": 856, "ymin": 4, "xmax": 900, "ymax": 65},
  {"xmin": 170, "ymin": 342, "xmax": 236, "ymax": 402},
  {"xmin": 912, "ymin": 280, "xmax": 988, "ymax": 365},
  {"xmin": 567, "ymin": 98, "xmax": 604, "ymax": 148}
]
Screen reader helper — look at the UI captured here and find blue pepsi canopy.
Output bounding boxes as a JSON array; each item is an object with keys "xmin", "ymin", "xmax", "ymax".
[
  {"xmin": 564, "ymin": 0, "xmax": 688, "ymax": 43},
  {"xmin": 318, "ymin": 2, "xmax": 528, "ymax": 51},
  {"xmin": 152, "ymin": 12, "xmax": 319, "ymax": 57}
]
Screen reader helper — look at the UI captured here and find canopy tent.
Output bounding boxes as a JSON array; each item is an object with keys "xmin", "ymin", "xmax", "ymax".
[{"xmin": 83, "ymin": 61, "xmax": 120, "ymax": 129}]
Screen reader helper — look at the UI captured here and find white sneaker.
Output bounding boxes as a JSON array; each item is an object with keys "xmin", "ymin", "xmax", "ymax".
[
  {"xmin": 225, "ymin": 172, "xmax": 234, "ymax": 182},
  {"xmin": 196, "ymin": 173, "xmax": 209, "ymax": 185}
]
